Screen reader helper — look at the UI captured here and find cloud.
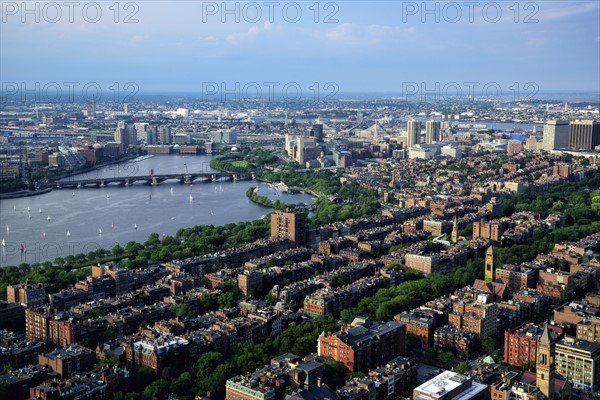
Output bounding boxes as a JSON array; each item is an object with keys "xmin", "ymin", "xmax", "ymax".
[
  {"xmin": 527, "ymin": 38, "xmax": 545, "ymax": 46},
  {"xmin": 226, "ymin": 26, "xmax": 260, "ymax": 44},
  {"xmin": 129, "ymin": 35, "xmax": 149, "ymax": 46},
  {"xmin": 537, "ymin": 1, "xmax": 600, "ymax": 21},
  {"xmin": 321, "ymin": 23, "xmax": 416, "ymax": 45}
]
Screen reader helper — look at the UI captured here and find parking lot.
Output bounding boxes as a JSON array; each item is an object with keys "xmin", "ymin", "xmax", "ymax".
[{"xmin": 416, "ymin": 362, "xmax": 445, "ymax": 385}]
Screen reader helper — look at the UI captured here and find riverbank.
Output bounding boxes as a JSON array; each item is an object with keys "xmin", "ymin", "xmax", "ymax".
[{"xmin": 0, "ymin": 187, "xmax": 53, "ymax": 199}]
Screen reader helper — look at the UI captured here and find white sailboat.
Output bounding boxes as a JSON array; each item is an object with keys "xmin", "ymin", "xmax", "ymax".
[
  {"xmin": 134, "ymin": 223, "xmax": 138, "ymax": 230},
  {"xmin": 106, "ymin": 194, "xmax": 110, "ymax": 199},
  {"xmin": 47, "ymin": 216, "xmax": 51, "ymax": 221},
  {"xmin": 189, "ymin": 194, "xmax": 193, "ymax": 202},
  {"xmin": 39, "ymin": 208, "xmax": 42, "ymax": 214},
  {"xmin": 1, "ymin": 238, "xmax": 5, "ymax": 247},
  {"xmin": 170, "ymin": 187, "xmax": 174, "ymax": 195},
  {"xmin": 42, "ymin": 232, "xmax": 46, "ymax": 238},
  {"xmin": 99, "ymin": 228, "xmax": 102, "ymax": 235},
  {"xmin": 67, "ymin": 230, "xmax": 71, "ymax": 238},
  {"xmin": 72, "ymin": 192, "xmax": 75, "ymax": 196},
  {"xmin": 27, "ymin": 207, "xmax": 30, "ymax": 212}
]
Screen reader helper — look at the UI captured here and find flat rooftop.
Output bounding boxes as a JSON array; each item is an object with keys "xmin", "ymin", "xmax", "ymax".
[{"xmin": 414, "ymin": 370, "xmax": 487, "ymax": 400}]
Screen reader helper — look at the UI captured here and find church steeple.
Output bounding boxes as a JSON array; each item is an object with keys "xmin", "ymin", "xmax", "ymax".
[{"xmin": 537, "ymin": 325, "xmax": 555, "ymax": 398}]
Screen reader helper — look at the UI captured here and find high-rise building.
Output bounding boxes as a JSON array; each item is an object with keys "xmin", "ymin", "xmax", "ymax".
[
  {"xmin": 310, "ymin": 124, "xmax": 324, "ymax": 142},
  {"xmin": 555, "ymin": 336, "xmax": 600, "ymax": 392},
  {"xmin": 425, "ymin": 120, "xmax": 441, "ymax": 144},
  {"xmin": 270, "ymin": 210, "xmax": 307, "ymax": 246},
  {"xmin": 6, "ymin": 282, "xmax": 45, "ymax": 309},
  {"xmin": 568, "ymin": 119, "xmax": 600, "ymax": 150},
  {"xmin": 212, "ymin": 129, "xmax": 237, "ymax": 144},
  {"xmin": 406, "ymin": 119, "xmax": 421, "ymax": 148},
  {"xmin": 543, "ymin": 120, "xmax": 570, "ymax": 151},
  {"xmin": 485, "ymin": 246, "xmax": 495, "ymax": 282},
  {"xmin": 145, "ymin": 125, "xmax": 158, "ymax": 145},
  {"xmin": 158, "ymin": 125, "xmax": 171, "ymax": 144},
  {"xmin": 114, "ymin": 122, "xmax": 136, "ymax": 146}
]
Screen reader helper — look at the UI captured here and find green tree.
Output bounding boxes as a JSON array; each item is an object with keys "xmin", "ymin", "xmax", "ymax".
[{"xmin": 454, "ymin": 362, "xmax": 470, "ymax": 374}]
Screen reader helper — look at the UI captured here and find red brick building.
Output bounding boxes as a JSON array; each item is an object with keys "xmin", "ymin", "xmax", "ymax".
[{"xmin": 318, "ymin": 317, "xmax": 406, "ymax": 372}]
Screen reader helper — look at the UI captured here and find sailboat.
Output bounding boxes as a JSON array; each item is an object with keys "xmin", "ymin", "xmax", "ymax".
[
  {"xmin": 99, "ymin": 228, "xmax": 102, "ymax": 235},
  {"xmin": 211, "ymin": 210, "xmax": 214, "ymax": 215},
  {"xmin": 1, "ymin": 238, "xmax": 5, "ymax": 247},
  {"xmin": 134, "ymin": 223, "xmax": 138, "ymax": 230},
  {"xmin": 189, "ymin": 194, "xmax": 193, "ymax": 202},
  {"xmin": 170, "ymin": 187, "xmax": 174, "ymax": 195},
  {"xmin": 106, "ymin": 194, "xmax": 110, "ymax": 199},
  {"xmin": 72, "ymin": 192, "xmax": 75, "ymax": 196},
  {"xmin": 28, "ymin": 212, "xmax": 32, "ymax": 220},
  {"xmin": 111, "ymin": 222, "xmax": 115, "ymax": 229},
  {"xmin": 47, "ymin": 216, "xmax": 51, "ymax": 221},
  {"xmin": 6, "ymin": 225, "xmax": 9, "ymax": 233},
  {"xmin": 67, "ymin": 230, "xmax": 71, "ymax": 238},
  {"xmin": 42, "ymin": 232, "xmax": 46, "ymax": 238},
  {"xmin": 39, "ymin": 208, "xmax": 42, "ymax": 214},
  {"xmin": 27, "ymin": 207, "xmax": 30, "ymax": 212}
]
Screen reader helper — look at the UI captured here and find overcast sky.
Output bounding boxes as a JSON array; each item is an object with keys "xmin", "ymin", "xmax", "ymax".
[{"xmin": 2, "ymin": 1, "xmax": 599, "ymax": 96}]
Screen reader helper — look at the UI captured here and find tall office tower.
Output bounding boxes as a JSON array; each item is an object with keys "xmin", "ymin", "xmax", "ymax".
[
  {"xmin": 542, "ymin": 120, "xmax": 570, "ymax": 151},
  {"xmin": 158, "ymin": 125, "xmax": 171, "ymax": 144},
  {"xmin": 406, "ymin": 119, "xmax": 421, "ymax": 148},
  {"xmin": 310, "ymin": 124, "xmax": 324, "ymax": 142},
  {"xmin": 425, "ymin": 120, "xmax": 441, "ymax": 144},
  {"xmin": 569, "ymin": 119, "xmax": 600, "ymax": 150},
  {"xmin": 123, "ymin": 103, "xmax": 129, "ymax": 113},
  {"xmin": 270, "ymin": 210, "xmax": 307, "ymax": 246},
  {"xmin": 91, "ymin": 95, "xmax": 96, "ymax": 118}
]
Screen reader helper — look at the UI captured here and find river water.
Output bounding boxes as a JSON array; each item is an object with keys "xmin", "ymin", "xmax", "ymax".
[{"xmin": 0, "ymin": 155, "xmax": 312, "ymax": 267}]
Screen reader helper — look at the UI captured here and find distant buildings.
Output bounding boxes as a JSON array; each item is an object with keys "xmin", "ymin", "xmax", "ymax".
[
  {"xmin": 406, "ymin": 119, "xmax": 421, "ymax": 148},
  {"xmin": 114, "ymin": 121, "xmax": 136, "ymax": 146},
  {"xmin": 569, "ymin": 119, "xmax": 600, "ymax": 150},
  {"xmin": 213, "ymin": 129, "xmax": 237, "ymax": 144},
  {"xmin": 543, "ymin": 120, "xmax": 570, "ymax": 151},
  {"xmin": 425, "ymin": 121, "xmax": 441, "ymax": 144}
]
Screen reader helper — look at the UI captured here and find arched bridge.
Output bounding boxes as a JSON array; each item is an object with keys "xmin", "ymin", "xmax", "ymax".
[{"xmin": 53, "ymin": 172, "xmax": 252, "ymax": 189}]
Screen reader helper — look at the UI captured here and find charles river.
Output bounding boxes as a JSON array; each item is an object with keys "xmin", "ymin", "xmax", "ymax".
[{"xmin": 0, "ymin": 155, "xmax": 313, "ymax": 267}]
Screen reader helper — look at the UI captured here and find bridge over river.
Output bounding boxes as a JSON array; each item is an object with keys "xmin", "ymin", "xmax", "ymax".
[{"xmin": 51, "ymin": 171, "xmax": 252, "ymax": 189}]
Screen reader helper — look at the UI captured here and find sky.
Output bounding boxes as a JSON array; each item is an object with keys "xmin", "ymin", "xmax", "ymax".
[{"xmin": 1, "ymin": 0, "xmax": 599, "ymax": 98}]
